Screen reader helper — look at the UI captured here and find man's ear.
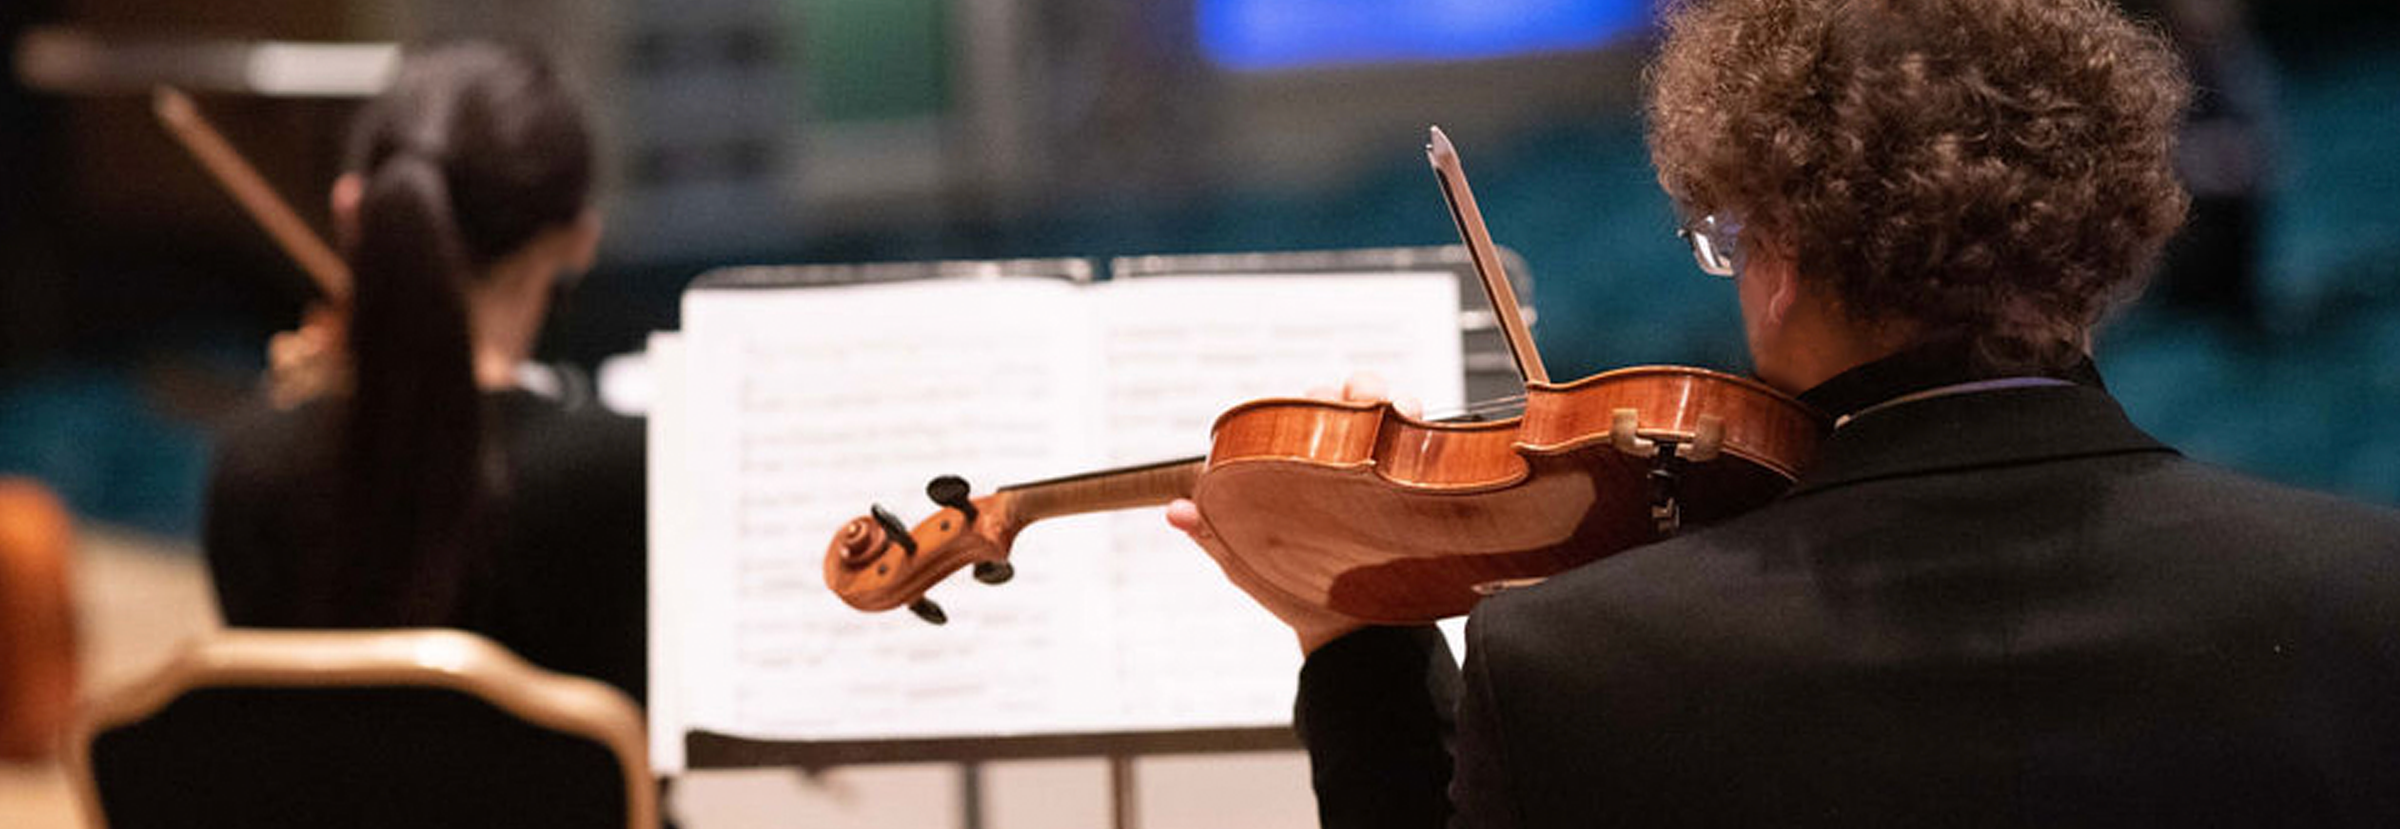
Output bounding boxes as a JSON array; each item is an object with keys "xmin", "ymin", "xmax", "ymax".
[
  {"xmin": 330, "ymin": 173, "xmax": 364, "ymax": 246},
  {"xmin": 1750, "ymin": 244, "xmax": 1803, "ymax": 331}
]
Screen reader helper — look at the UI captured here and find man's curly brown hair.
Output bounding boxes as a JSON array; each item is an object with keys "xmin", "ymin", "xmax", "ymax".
[{"xmin": 1648, "ymin": 0, "xmax": 2190, "ymax": 368}]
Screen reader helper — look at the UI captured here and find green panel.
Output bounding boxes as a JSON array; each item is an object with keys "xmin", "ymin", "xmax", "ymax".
[{"xmin": 789, "ymin": 0, "xmax": 949, "ymax": 121}]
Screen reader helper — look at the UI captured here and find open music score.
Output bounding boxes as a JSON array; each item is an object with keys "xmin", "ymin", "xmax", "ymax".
[{"xmin": 649, "ymin": 265, "xmax": 1465, "ymax": 771}]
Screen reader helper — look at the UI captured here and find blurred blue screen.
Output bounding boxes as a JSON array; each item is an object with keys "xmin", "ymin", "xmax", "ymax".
[{"xmin": 1199, "ymin": 0, "xmax": 1649, "ymax": 70}]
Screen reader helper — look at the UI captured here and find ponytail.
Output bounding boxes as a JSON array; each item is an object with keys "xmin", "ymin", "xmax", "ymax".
[
  {"xmin": 310, "ymin": 40, "xmax": 592, "ymax": 627},
  {"xmin": 329, "ymin": 151, "xmax": 487, "ymax": 626}
]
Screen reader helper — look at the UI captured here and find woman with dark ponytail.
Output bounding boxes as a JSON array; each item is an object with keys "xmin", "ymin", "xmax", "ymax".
[{"xmin": 203, "ymin": 41, "xmax": 645, "ymax": 702}]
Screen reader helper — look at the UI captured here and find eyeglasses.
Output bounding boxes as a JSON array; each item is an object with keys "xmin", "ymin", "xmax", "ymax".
[{"xmin": 1676, "ymin": 214, "xmax": 1743, "ymax": 278}]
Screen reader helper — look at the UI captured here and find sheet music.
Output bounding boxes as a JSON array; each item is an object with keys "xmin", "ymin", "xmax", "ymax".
[
  {"xmin": 1091, "ymin": 273, "xmax": 1464, "ymax": 724},
  {"xmin": 646, "ymin": 333, "xmax": 691, "ymax": 770},
  {"xmin": 657, "ymin": 270, "xmax": 1463, "ymax": 765},
  {"xmin": 675, "ymin": 279, "xmax": 1113, "ymax": 749}
]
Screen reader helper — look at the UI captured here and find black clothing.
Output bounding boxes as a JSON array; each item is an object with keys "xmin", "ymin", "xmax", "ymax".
[
  {"xmin": 92, "ymin": 685, "xmax": 629, "ymax": 829},
  {"xmin": 1296, "ymin": 626, "xmax": 1461, "ymax": 826},
  {"xmin": 1296, "ymin": 347, "xmax": 2400, "ymax": 827},
  {"xmin": 204, "ymin": 390, "xmax": 647, "ymax": 702}
]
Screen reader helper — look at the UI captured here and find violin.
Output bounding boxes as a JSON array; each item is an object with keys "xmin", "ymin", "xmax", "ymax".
[{"xmin": 824, "ymin": 128, "xmax": 1826, "ymax": 626}]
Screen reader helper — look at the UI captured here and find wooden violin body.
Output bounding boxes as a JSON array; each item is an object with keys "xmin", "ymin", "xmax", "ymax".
[
  {"xmin": 1195, "ymin": 365, "xmax": 1818, "ymax": 622},
  {"xmin": 824, "ymin": 365, "xmax": 1822, "ymax": 625}
]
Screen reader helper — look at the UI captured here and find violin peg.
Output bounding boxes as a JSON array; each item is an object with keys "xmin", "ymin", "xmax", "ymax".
[
  {"xmin": 926, "ymin": 475, "xmax": 978, "ymax": 523},
  {"xmin": 1687, "ymin": 415, "xmax": 1727, "ymax": 462},
  {"xmin": 973, "ymin": 560, "xmax": 1014, "ymax": 585},
  {"xmin": 908, "ymin": 598, "xmax": 949, "ymax": 625},
  {"xmin": 869, "ymin": 504, "xmax": 918, "ymax": 555},
  {"xmin": 1610, "ymin": 409, "xmax": 1657, "ymax": 458}
]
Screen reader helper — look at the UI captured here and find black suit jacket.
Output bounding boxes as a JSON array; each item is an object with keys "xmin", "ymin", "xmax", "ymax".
[{"xmin": 1299, "ymin": 380, "xmax": 2400, "ymax": 827}]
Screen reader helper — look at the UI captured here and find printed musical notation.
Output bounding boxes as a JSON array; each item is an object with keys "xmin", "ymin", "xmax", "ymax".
[{"xmin": 649, "ymin": 271, "xmax": 1461, "ymax": 770}]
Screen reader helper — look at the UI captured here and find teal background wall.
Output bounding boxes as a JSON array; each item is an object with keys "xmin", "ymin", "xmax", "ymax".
[{"xmin": 3, "ymin": 5, "xmax": 2397, "ymax": 537}]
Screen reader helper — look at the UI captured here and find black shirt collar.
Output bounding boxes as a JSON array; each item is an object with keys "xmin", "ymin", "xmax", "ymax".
[
  {"xmin": 1783, "ymin": 379, "xmax": 2174, "ymax": 497},
  {"xmin": 1795, "ymin": 338, "xmax": 2105, "ymax": 423},
  {"xmin": 1779, "ymin": 339, "xmax": 2170, "ymax": 497}
]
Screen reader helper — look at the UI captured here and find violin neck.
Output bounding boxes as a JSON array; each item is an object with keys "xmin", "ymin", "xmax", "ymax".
[{"xmin": 996, "ymin": 457, "xmax": 1204, "ymax": 528}]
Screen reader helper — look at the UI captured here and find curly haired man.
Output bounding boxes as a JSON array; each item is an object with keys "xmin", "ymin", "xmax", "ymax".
[{"xmin": 1177, "ymin": 0, "xmax": 2400, "ymax": 825}]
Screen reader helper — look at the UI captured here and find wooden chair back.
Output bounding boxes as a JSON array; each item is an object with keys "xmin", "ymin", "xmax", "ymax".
[
  {"xmin": 67, "ymin": 628, "xmax": 655, "ymax": 829},
  {"xmin": 0, "ymin": 477, "xmax": 76, "ymax": 761}
]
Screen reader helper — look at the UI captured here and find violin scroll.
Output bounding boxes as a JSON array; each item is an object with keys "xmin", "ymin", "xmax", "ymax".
[
  {"xmin": 823, "ymin": 476, "xmax": 1019, "ymax": 623},
  {"xmin": 829, "ymin": 511, "xmax": 897, "ymax": 566},
  {"xmin": 824, "ymin": 460, "xmax": 1203, "ymax": 618}
]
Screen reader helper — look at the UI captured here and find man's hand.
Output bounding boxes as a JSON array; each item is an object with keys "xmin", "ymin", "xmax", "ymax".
[
  {"xmin": 1166, "ymin": 373, "xmax": 1422, "ymax": 655},
  {"xmin": 266, "ymin": 305, "xmax": 351, "ymax": 409}
]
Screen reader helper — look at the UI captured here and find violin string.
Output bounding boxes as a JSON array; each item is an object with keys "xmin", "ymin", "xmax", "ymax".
[
  {"xmin": 1429, "ymin": 394, "xmax": 1529, "ymax": 422},
  {"xmin": 994, "ymin": 393, "xmax": 1537, "ymax": 493}
]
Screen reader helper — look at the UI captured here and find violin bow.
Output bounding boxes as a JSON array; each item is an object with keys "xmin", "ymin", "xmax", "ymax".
[
  {"xmin": 1426, "ymin": 126, "xmax": 1548, "ymax": 385},
  {"xmin": 152, "ymin": 86, "xmax": 352, "ymax": 302}
]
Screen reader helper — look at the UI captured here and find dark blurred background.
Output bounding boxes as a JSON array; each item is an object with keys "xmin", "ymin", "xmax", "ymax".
[{"xmin": 3, "ymin": 0, "xmax": 2396, "ymax": 538}]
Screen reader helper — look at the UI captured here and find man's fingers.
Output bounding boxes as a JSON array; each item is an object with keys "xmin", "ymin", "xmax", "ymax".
[
  {"xmin": 1308, "ymin": 373, "xmax": 1419, "ymax": 418},
  {"xmin": 1341, "ymin": 372, "xmax": 1389, "ymax": 403},
  {"xmin": 1165, "ymin": 498, "xmax": 1207, "ymax": 537}
]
